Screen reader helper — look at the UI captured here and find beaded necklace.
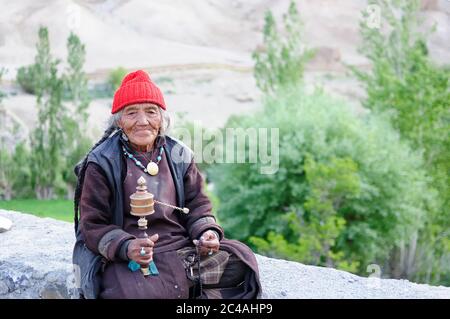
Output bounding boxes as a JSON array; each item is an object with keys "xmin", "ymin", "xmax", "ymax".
[
  {"xmin": 122, "ymin": 145, "xmax": 190, "ymax": 214},
  {"xmin": 122, "ymin": 145, "xmax": 164, "ymax": 176}
]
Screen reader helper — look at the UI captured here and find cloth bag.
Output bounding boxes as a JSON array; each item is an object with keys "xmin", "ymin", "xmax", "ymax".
[{"xmin": 176, "ymin": 247, "xmax": 230, "ymax": 285}]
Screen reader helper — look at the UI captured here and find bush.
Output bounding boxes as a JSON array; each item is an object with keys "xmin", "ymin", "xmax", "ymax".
[
  {"xmin": 208, "ymin": 86, "xmax": 437, "ymax": 275},
  {"xmin": 170, "ymin": 112, "xmax": 219, "ymax": 174},
  {"xmin": 108, "ymin": 67, "xmax": 128, "ymax": 92},
  {"xmin": 0, "ymin": 143, "xmax": 34, "ymax": 200},
  {"xmin": 16, "ymin": 65, "xmax": 38, "ymax": 94},
  {"xmin": 0, "ymin": 147, "xmax": 13, "ymax": 200}
]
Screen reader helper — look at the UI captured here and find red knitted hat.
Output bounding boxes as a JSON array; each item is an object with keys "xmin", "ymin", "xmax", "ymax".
[{"xmin": 111, "ymin": 70, "xmax": 166, "ymax": 114}]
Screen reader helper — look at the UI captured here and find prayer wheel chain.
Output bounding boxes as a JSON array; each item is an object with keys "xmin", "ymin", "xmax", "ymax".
[{"xmin": 154, "ymin": 200, "xmax": 190, "ymax": 214}]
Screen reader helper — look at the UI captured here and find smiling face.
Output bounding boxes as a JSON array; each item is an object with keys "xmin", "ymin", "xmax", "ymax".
[{"xmin": 119, "ymin": 103, "xmax": 162, "ymax": 152}]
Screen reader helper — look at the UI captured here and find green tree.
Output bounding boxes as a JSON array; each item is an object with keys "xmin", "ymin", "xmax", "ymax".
[
  {"xmin": 353, "ymin": 0, "xmax": 450, "ymax": 284},
  {"xmin": 108, "ymin": 67, "xmax": 128, "ymax": 91},
  {"xmin": 10, "ymin": 27, "xmax": 94, "ymax": 200},
  {"xmin": 29, "ymin": 27, "xmax": 66, "ymax": 199},
  {"xmin": 33, "ymin": 27, "xmax": 55, "ymax": 98},
  {"xmin": 62, "ymin": 32, "xmax": 92, "ymax": 196},
  {"xmin": 0, "ymin": 147, "xmax": 13, "ymax": 200},
  {"xmin": 0, "ymin": 142, "xmax": 33, "ymax": 200},
  {"xmin": 10, "ymin": 142, "xmax": 33, "ymax": 198},
  {"xmin": 64, "ymin": 32, "xmax": 90, "ymax": 122},
  {"xmin": 24, "ymin": 28, "xmax": 93, "ymax": 199},
  {"xmin": 16, "ymin": 65, "xmax": 39, "ymax": 94},
  {"xmin": 209, "ymin": 87, "xmax": 436, "ymax": 277},
  {"xmin": 252, "ymin": 1, "xmax": 314, "ymax": 95},
  {"xmin": 250, "ymin": 155, "xmax": 361, "ymax": 272},
  {"xmin": 0, "ymin": 69, "xmax": 33, "ymax": 199}
]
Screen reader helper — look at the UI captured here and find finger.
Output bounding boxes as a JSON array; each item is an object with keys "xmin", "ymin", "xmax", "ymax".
[
  {"xmin": 201, "ymin": 232, "xmax": 215, "ymax": 241},
  {"xmin": 136, "ymin": 246, "xmax": 152, "ymax": 254},
  {"xmin": 199, "ymin": 237, "xmax": 213, "ymax": 246},
  {"xmin": 199, "ymin": 247, "xmax": 210, "ymax": 256},
  {"xmin": 137, "ymin": 252, "xmax": 153, "ymax": 262},
  {"xmin": 199, "ymin": 239, "xmax": 219, "ymax": 249},
  {"xmin": 202, "ymin": 231, "xmax": 216, "ymax": 240},
  {"xmin": 137, "ymin": 238, "xmax": 155, "ymax": 247},
  {"xmin": 149, "ymin": 233, "xmax": 159, "ymax": 242},
  {"xmin": 138, "ymin": 256, "xmax": 152, "ymax": 264},
  {"xmin": 200, "ymin": 245, "xmax": 218, "ymax": 255},
  {"xmin": 201, "ymin": 235, "xmax": 217, "ymax": 243},
  {"xmin": 143, "ymin": 251, "xmax": 153, "ymax": 260}
]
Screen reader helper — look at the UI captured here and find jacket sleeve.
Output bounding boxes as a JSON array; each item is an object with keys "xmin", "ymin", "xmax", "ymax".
[
  {"xmin": 79, "ymin": 162, "xmax": 135, "ymax": 261},
  {"xmin": 183, "ymin": 159, "xmax": 224, "ymax": 241}
]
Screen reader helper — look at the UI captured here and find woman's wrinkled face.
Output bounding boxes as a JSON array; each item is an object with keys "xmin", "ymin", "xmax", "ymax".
[{"xmin": 119, "ymin": 103, "xmax": 161, "ymax": 150}]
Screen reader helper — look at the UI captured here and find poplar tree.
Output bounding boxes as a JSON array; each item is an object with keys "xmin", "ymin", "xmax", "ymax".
[
  {"xmin": 252, "ymin": 1, "xmax": 314, "ymax": 95},
  {"xmin": 30, "ymin": 27, "xmax": 66, "ymax": 199},
  {"xmin": 62, "ymin": 32, "xmax": 92, "ymax": 196},
  {"xmin": 353, "ymin": 0, "xmax": 449, "ymax": 284}
]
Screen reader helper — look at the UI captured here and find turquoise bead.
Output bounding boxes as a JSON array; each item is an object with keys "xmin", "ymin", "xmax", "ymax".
[
  {"xmin": 128, "ymin": 260, "xmax": 141, "ymax": 272},
  {"xmin": 122, "ymin": 145, "xmax": 160, "ymax": 175},
  {"xmin": 149, "ymin": 260, "xmax": 159, "ymax": 276}
]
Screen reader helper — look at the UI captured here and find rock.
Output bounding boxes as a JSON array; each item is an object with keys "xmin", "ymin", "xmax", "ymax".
[
  {"xmin": 0, "ymin": 281, "xmax": 9, "ymax": 295},
  {"xmin": 308, "ymin": 46, "xmax": 342, "ymax": 71},
  {"xmin": 40, "ymin": 284, "xmax": 70, "ymax": 299},
  {"xmin": 233, "ymin": 93, "xmax": 254, "ymax": 103},
  {"xmin": 0, "ymin": 215, "xmax": 13, "ymax": 233},
  {"xmin": 0, "ymin": 210, "xmax": 79, "ymax": 299},
  {"xmin": 0, "ymin": 209, "xmax": 449, "ymax": 299},
  {"xmin": 421, "ymin": 0, "xmax": 439, "ymax": 11},
  {"xmin": 255, "ymin": 253, "xmax": 450, "ymax": 299}
]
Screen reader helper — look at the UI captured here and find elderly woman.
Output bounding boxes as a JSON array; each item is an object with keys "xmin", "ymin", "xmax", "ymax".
[{"xmin": 73, "ymin": 70, "xmax": 261, "ymax": 299}]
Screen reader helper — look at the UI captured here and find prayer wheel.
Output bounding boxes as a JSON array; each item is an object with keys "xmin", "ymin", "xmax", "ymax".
[
  {"xmin": 130, "ymin": 176, "xmax": 155, "ymax": 218},
  {"xmin": 129, "ymin": 176, "xmax": 158, "ymax": 276}
]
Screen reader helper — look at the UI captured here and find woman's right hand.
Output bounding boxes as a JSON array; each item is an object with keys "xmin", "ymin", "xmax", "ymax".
[{"xmin": 127, "ymin": 234, "xmax": 159, "ymax": 265}]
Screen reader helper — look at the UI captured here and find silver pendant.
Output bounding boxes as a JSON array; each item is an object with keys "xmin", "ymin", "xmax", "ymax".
[{"xmin": 147, "ymin": 161, "xmax": 159, "ymax": 176}]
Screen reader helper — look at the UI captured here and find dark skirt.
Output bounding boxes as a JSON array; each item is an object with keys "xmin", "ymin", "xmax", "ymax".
[{"xmin": 99, "ymin": 238, "xmax": 261, "ymax": 299}]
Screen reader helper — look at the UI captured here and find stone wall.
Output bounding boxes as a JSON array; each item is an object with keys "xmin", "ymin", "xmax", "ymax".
[{"xmin": 1, "ymin": 210, "xmax": 449, "ymax": 299}]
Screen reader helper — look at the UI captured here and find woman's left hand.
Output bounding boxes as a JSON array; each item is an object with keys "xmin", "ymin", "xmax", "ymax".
[{"xmin": 194, "ymin": 230, "xmax": 220, "ymax": 256}]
